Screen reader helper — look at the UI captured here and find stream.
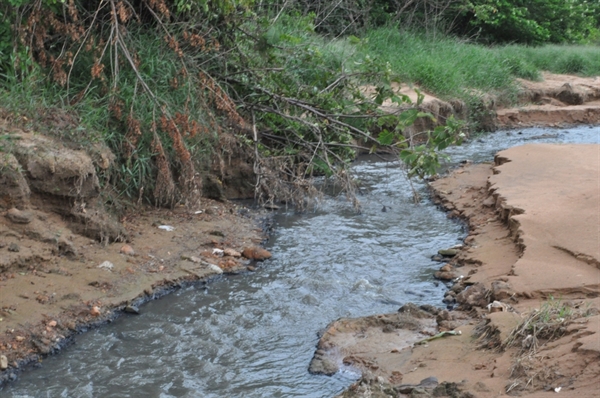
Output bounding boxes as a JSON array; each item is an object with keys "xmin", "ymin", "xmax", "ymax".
[{"xmin": 3, "ymin": 126, "xmax": 599, "ymax": 397}]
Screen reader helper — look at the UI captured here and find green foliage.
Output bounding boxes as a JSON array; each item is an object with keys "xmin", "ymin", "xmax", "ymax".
[
  {"xmin": 399, "ymin": 116, "xmax": 466, "ymax": 178},
  {"xmin": 361, "ymin": 28, "xmax": 519, "ymax": 98},
  {"xmin": 496, "ymin": 44, "xmax": 600, "ymax": 77},
  {"xmin": 375, "ymin": 108, "xmax": 466, "ymax": 180},
  {"xmin": 501, "ymin": 57, "xmax": 540, "ymax": 81},
  {"xmin": 458, "ymin": 0, "xmax": 599, "ymax": 44},
  {"xmin": 6, "ymin": 0, "xmax": 599, "ymax": 209}
]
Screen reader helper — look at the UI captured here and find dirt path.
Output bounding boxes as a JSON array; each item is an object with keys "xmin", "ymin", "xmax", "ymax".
[{"xmin": 312, "ymin": 143, "xmax": 600, "ymax": 397}]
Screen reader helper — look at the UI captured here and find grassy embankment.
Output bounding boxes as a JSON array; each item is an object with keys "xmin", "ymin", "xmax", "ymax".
[
  {"xmin": 361, "ymin": 27, "xmax": 600, "ymax": 103},
  {"xmin": 1, "ymin": 21, "xmax": 598, "ymax": 203}
]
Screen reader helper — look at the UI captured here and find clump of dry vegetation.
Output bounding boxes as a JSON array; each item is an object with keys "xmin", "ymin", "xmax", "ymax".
[{"xmin": 502, "ymin": 297, "xmax": 596, "ymax": 393}]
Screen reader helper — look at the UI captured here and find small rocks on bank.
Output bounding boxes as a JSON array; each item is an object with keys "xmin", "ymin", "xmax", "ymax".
[
  {"xmin": 434, "ymin": 263, "xmax": 459, "ymax": 281},
  {"xmin": 120, "ymin": 244, "xmax": 135, "ymax": 256},
  {"xmin": 438, "ymin": 248, "xmax": 459, "ymax": 257},
  {"xmin": 242, "ymin": 247, "xmax": 272, "ymax": 261},
  {"xmin": 124, "ymin": 304, "xmax": 140, "ymax": 315},
  {"xmin": 5, "ymin": 208, "xmax": 33, "ymax": 224}
]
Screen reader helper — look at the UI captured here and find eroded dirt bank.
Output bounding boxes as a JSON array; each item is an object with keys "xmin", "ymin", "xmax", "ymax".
[
  {"xmin": 312, "ymin": 143, "xmax": 599, "ymax": 397},
  {"xmin": 497, "ymin": 73, "xmax": 600, "ymax": 128},
  {"xmin": 0, "ymin": 125, "xmax": 271, "ymax": 385}
]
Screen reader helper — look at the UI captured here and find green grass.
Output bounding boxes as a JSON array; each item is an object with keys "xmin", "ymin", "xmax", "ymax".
[
  {"xmin": 495, "ymin": 44, "xmax": 600, "ymax": 76},
  {"xmin": 354, "ymin": 26, "xmax": 599, "ymax": 103},
  {"xmin": 360, "ymin": 28, "xmax": 522, "ymax": 102},
  {"xmin": 2, "ymin": 15, "xmax": 598, "ymax": 207}
]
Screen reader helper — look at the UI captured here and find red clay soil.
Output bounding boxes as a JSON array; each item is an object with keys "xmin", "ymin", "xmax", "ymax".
[
  {"xmin": 496, "ymin": 73, "xmax": 600, "ymax": 128},
  {"xmin": 317, "ymin": 143, "xmax": 600, "ymax": 398}
]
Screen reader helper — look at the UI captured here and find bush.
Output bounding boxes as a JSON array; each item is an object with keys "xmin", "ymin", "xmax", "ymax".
[{"xmin": 454, "ymin": 0, "xmax": 599, "ymax": 45}]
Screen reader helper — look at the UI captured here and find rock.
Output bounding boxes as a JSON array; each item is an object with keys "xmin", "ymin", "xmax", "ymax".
[
  {"xmin": 482, "ymin": 196, "xmax": 496, "ymax": 207},
  {"xmin": 438, "ymin": 248, "xmax": 459, "ymax": 257},
  {"xmin": 397, "ymin": 377, "xmax": 439, "ymax": 394},
  {"xmin": 242, "ymin": 247, "xmax": 272, "ymax": 261},
  {"xmin": 442, "ymin": 294, "xmax": 456, "ymax": 305},
  {"xmin": 0, "ymin": 355, "xmax": 8, "ymax": 370},
  {"xmin": 436, "ymin": 310, "xmax": 470, "ymax": 330},
  {"xmin": 263, "ymin": 203, "xmax": 280, "ymax": 210},
  {"xmin": 31, "ymin": 338, "xmax": 52, "ymax": 354},
  {"xmin": 47, "ymin": 320, "xmax": 57, "ymax": 328},
  {"xmin": 120, "ymin": 244, "xmax": 135, "ymax": 256},
  {"xmin": 434, "ymin": 271, "xmax": 458, "ymax": 281},
  {"xmin": 556, "ymin": 83, "xmax": 586, "ymax": 105},
  {"xmin": 456, "ymin": 283, "xmax": 489, "ymax": 308},
  {"xmin": 247, "ymin": 266, "xmax": 256, "ymax": 272},
  {"xmin": 124, "ymin": 305, "xmax": 140, "ymax": 314},
  {"xmin": 56, "ymin": 237, "xmax": 77, "ymax": 256},
  {"xmin": 223, "ymin": 248, "xmax": 241, "ymax": 257},
  {"xmin": 5, "ymin": 208, "xmax": 33, "ymax": 224},
  {"xmin": 491, "ymin": 280, "xmax": 514, "ymax": 301},
  {"xmin": 440, "ymin": 264, "xmax": 453, "ymax": 272},
  {"xmin": 309, "ymin": 350, "xmax": 339, "ymax": 375},
  {"xmin": 8, "ymin": 243, "xmax": 19, "ymax": 252},
  {"xmin": 398, "ymin": 303, "xmax": 438, "ymax": 319},
  {"xmin": 431, "ymin": 254, "xmax": 444, "ymax": 262},
  {"xmin": 10, "ymin": 132, "xmax": 100, "ymax": 198},
  {"xmin": 90, "ymin": 306, "xmax": 101, "ymax": 316},
  {"xmin": 0, "ymin": 154, "xmax": 31, "ymax": 208}
]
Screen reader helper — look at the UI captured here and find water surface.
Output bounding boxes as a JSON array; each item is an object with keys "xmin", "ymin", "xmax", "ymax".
[{"xmin": 3, "ymin": 125, "xmax": 598, "ymax": 397}]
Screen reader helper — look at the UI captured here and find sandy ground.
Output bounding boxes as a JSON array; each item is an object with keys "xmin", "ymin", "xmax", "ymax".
[
  {"xmin": 312, "ymin": 143, "xmax": 600, "ymax": 397},
  {"xmin": 0, "ymin": 122, "xmax": 272, "ymax": 384},
  {"xmin": 496, "ymin": 73, "xmax": 600, "ymax": 128},
  {"xmin": 0, "ymin": 199, "xmax": 271, "ymax": 383}
]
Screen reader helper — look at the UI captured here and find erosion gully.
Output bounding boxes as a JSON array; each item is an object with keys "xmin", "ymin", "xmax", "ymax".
[{"xmin": 2, "ymin": 126, "xmax": 598, "ymax": 397}]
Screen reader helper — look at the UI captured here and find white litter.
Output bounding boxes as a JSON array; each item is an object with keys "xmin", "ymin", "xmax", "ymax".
[
  {"xmin": 98, "ymin": 261, "xmax": 114, "ymax": 270},
  {"xmin": 208, "ymin": 263, "xmax": 224, "ymax": 274},
  {"xmin": 212, "ymin": 248, "xmax": 224, "ymax": 257},
  {"xmin": 194, "ymin": 210, "xmax": 203, "ymax": 214},
  {"xmin": 554, "ymin": 387, "xmax": 562, "ymax": 393},
  {"xmin": 158, "ymin": 225, "xmax": 175, "ymax": 231}
]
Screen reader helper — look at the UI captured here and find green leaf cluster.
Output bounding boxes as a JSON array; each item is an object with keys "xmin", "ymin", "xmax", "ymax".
[{"xmin": 459, "ymin": 0, "xmax": 600, "ymax": 44}]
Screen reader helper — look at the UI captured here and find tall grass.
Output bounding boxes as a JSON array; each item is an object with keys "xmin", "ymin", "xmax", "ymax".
[
  {"xmin": 358, "ymin": 26, "xmax": 599, "ymax": 103},
  {"xmin": 360, "ymin": 28, "xmax": 524, "ymax": 103},
  {"xmin": 496, "ymin": 44, "xmax": 600, "ymax": 76}
]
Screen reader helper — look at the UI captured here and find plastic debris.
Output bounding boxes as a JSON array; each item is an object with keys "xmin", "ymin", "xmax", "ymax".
[
  {"xmin": 158, "ymin": 225, "xmax": 175, "ymax": 231},
  {"xmin": 414, "ymin": 330, "xmax": 462, "ymax": 346},
  {"xmin": 208, "ymin": 263, "xmax": 224, "ymax": 274},
  {"xmin": 98, "ymin": 261, "xmax": 114, "ymax": 270}
]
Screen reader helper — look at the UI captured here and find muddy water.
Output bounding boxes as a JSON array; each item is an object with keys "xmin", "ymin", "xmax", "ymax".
[{"xmin": 3, "ymin": 126, "xmax": 599, "ymax": 398}]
